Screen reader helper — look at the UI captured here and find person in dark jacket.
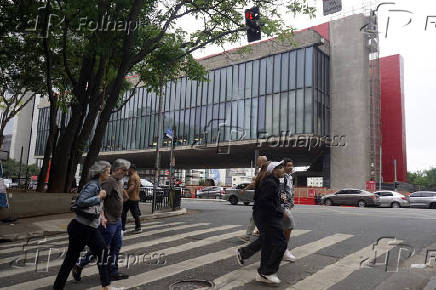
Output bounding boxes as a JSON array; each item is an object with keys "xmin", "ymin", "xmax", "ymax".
[
  {"xmin": 53, "ymin": 161, "xmax": 112, "ymax": 290},
  {"xmin": 236, "ymin": 160, "xmax": 287, "ymax": 284}
]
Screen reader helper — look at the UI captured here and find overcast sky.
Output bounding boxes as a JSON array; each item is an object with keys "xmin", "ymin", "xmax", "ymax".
[{"xmin": 189, "ymin": 0, "xmax": 436, "ymax": 173}]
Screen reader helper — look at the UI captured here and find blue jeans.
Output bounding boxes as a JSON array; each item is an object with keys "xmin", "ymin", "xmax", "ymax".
[{"xmin": 78, "ymin": 219, "xmax": 123, "ymax": 276}]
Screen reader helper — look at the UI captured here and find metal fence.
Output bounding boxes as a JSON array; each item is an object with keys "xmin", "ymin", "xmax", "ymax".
[{"xmin": 139, "ymin": 187, "xmax": 182, "ymax": 213}]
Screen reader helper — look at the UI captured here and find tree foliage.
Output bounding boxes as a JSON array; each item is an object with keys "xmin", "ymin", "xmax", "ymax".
[
  {"xmin": 1, "ymin": 159, "xmax": 40, "ymax": 179},
  {"xmin": 408, "ymin": 168, "xmax": 436, "ymax": 190},
  {"xmin": 12, "ymin": 0, "xmax": 315, "ymax": 192},
  {"xmin": 0, "ymin": 1, "xmax": 48, "ymax": 149}
]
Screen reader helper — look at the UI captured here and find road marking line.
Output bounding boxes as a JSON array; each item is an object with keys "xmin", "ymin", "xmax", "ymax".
[
  {"xmin": 0, "ymin": 222, "xmax": 209, "ymax": 279},
  {"xmin": 0, "ymin": 221, "xmax": 163, "ymax": 253},
  {"xmin": 285, "ymin": 239, "xmax": 403, "ymax": 290},
  {"xmin": 214, "ymin": 233, "xmax": 352, "ymax": 289},
  {"xmin": 0, "ymin": 222, "xmax": 184, "ymax": 264},
  {"xmin": 4, "ymin": 225, "xmax": 241, "ymax": 290}
]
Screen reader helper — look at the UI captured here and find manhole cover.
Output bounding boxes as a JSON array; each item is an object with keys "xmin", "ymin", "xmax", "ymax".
[{"xmin": 169, "ymin": 279, "xmax": 215, "ymax": 290}]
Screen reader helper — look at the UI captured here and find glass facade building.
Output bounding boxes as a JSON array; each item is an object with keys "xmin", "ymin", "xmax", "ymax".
[{"xmin": 35, "ymin": 45, "xmax": 330, "ymax": 156}]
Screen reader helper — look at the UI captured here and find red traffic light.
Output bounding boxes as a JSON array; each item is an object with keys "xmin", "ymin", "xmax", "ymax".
[{"xmin": 245, "ymin": 10, "xmax": 253, "ymax": 20}]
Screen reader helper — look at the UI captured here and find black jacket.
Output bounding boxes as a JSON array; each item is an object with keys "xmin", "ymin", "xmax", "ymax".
[{"xmin": 253, "ymin": 174, "xmax": 284, "ymax": 220}]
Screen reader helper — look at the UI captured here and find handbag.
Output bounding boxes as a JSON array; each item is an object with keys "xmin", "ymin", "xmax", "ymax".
[{"xmin": 71, "ymin": 203, "xmax": 101, "ymax": 220}]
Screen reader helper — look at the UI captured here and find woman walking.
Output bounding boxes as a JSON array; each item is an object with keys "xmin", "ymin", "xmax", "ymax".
[
  {"xmin": 237, "ymin": 161, "xmax": 288, "ymax": 284},
  {"xmin": 54, "ymin": 161, "xmax": 112, "ymax": 290}
]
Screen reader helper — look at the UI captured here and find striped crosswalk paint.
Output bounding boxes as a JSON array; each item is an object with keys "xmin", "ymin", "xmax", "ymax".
[
  {"xmin": 105, "ymin": 229, "xmax": 310, "ymax": 290},
  {"xmin": 286, "ymin": 238, "xmax": 403, "ymax": 290},
  {"xmin": 4, "ymin": 225, "xmax": 242, "ymax": 290},
  {"xmin": 0, "ymin": 222, "xmax": 209, "ymax": 279},
  {"xmin": 0, "ymin": 222, "xmax": 185, "ymax": 266},
  {"xmin": 214, "ymin": 233, "xmax": 353, "ymax": 289},
  {"xmin": 96, "ymin": 246, "xmax": 241, "ymax": 289},
  {"xmin": 0, "ymin": 221, "xmax": 163, "ymax": 255}
]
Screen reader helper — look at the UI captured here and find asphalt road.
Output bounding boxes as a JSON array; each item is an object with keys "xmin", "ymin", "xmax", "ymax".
[{"xmin": 1, "ymin": 200, "xmax": 436, "ymax": 289}]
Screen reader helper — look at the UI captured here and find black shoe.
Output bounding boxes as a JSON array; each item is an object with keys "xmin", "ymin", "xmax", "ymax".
[
  {"xmin": 236, "ymin": 248, "xmax": 245, "ymax": 266},
  {"xmin": 72, "ymin": 264, "xmax": 83, "ymax": 281},
  {"xmin": 111, "ymin": 272, "xmax": 129, "ymax": 281}
]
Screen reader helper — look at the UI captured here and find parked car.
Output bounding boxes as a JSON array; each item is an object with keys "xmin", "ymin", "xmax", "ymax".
[
  {"xmin": 196, "ymin": 186, "xmax": 225, "ymax": 199},
  {"xmin": 139, "ymin": 179, "xmax": 163, "ymax": 202},
  {"xmin": 374, "ymin": 191, "xmax": 409, "ymax": 208},
  {"xmin": 223, "ymin": 183, "xmax": 254, "ymax": 205},
  {"xmin": 181, "ymin": 187, "xmax": 192, "ymax": 198},
  {"xmin": 408, "ymin": 191, "xmax": 436, "ymax": 209},
  {"xmin": 321, "ymin": 189, "xmax": 381, "ymax": 207}
]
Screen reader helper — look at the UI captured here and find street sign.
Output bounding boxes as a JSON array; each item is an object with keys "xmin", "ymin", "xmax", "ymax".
[
  {"xmin": 323, "ymin": 0, "xmax": 342, "ymax": 16},
  {"xmin": 308, "ymin": 189, "xmax": 316, "ymax": 198},
  {"xmin": 366, "ymin": 180, "xmax": 376, "ymax": 192},
  {"xmin": 165, "ymin": 128, "xmax": 173, "ymax": 139}
]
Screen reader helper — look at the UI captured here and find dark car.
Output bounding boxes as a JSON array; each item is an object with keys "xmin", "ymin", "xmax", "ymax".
[{"xmin": 321, "ymin": 188, "xmax": 381, "ymax": 207}]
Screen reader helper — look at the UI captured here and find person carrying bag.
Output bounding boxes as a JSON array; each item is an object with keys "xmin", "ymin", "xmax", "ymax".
[{"xmin": 54, "ymin": 161, "xmax": 112, "ymax": 290}]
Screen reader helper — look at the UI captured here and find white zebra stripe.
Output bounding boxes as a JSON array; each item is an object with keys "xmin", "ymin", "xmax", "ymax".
[
  {"xmin": 286, "ymin": 238, "xmax": 403, "ymax": 290},
  {"xmin": 3, "ymin": 224, "xmax": 241, "ymax": 290},
  {"xmin": 0, "ymin": 222, "xmax": 209, "ymax": 279},
  {"xmin": 0, "ymin": 221, "xmax": 184, "ymax": 265},
  {"xmin": 214, "ymin": 233, "xmax": 353, "ymax": 289}
]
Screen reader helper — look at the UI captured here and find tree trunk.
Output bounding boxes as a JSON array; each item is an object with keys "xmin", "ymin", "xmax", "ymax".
[
  {"xmin": 65, "ymin": 97, "xmax": 102, "ymax": 192},
  {"xmin": 79, "ymin": 100, "xmax": 114, "ymax": 189},
  {"xmin": 37, "ymin": 104, "xmax": 58, "ymax": 192},
  {"xmin": 47, "ymin": 105, "xmax": 84, "ymax": 192}
]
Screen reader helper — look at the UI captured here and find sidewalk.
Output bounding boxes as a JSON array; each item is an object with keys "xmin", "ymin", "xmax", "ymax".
[{"xmin": 0, "ymin": 203, "xmax": 186, "ymax": 243}]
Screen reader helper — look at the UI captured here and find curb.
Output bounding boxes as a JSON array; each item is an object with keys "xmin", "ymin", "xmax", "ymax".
[
  {"xmin": 0, "ymin": 208, "xmax": 187, "ymax": 243},
  {"xmin": 182, "ymin": 198, "xmax": 227, "ymax": 202}
]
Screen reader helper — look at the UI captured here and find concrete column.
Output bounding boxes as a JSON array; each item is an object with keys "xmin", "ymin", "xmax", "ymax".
[{"xmin": 329, "ymin": 14, "xmax": 371, "ymax": 189}]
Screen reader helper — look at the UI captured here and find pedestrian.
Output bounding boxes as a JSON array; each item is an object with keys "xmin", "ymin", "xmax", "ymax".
[
  {"xmin": 236, "ymin": 161, "xmax": 288, "ymax": 284},
  {"xmin": 281, "ymin": 158, "xmax": 297, "ymax": 262},
  {"xmin": 121, "ymin": 164, "xmax": 142, "ymax": 233},
  {"xmin": 72, "ymin": 158, "xmax": 131, "ymax": 282},
  {"xmin": 53, "ymin": 161, "xmax": 112, "ymax": 290},
  {"xmin": 239, "ymin": 155, "xmax": 268, "ymax": 242},
  {"xmin": 0, "ymin": 176, "xmax": 8, "ymax": 209}
]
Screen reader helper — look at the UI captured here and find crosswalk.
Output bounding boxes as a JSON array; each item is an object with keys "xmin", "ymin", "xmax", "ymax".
[{"xmin": 0, "ymin": 219, "xmax": 404, "ymax": 290}]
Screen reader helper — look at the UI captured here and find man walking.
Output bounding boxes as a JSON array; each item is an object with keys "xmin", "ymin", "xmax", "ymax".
[
  {"xmin": 122, "ymin": 164, "xmax": 142, "ymax": 233},
  {"xmin": 239, "ymin": 155, "xmax": 268, "ymax": 242},
  {"xmin": 281, "ymin": 158, "xmax": 297, "ymax": 262},
  {"xmin": 73, "ymin": 158, "xmax": 131, "ymax": 282}
]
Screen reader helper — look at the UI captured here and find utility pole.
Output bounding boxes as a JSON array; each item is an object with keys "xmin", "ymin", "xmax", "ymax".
[
  {"xmin": 153, "ymin": 76, "xmax": 166, "ymax": 213},
  {"xmin": 169, "ymin": 125, "xmax": 176, "ymax": 210}
]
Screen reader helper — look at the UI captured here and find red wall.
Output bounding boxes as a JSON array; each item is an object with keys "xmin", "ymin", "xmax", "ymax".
[{"xmin": 380, "ymin": 55, "xmax": 407, "ymax": 182}]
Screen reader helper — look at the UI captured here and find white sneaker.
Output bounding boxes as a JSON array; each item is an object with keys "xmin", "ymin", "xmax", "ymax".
[
  {"xmin": 282, "ymin": 249, "xmax": 296, "ymax": 262},
  {"xmin": 256, "ymin": 272, "xmax": 281, "ymax": 284}
]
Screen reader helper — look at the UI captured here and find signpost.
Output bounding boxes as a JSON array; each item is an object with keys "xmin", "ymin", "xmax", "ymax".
[
  {"xmin": 323, "ymin": 0, "xmax": 342, "ymax": 16},
  {"xmin": 366, "ymin": 180, "xmax": 377, "ymax": 192}
]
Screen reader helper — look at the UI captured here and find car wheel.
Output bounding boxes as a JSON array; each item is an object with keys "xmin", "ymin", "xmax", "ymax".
[
  {"xmin": 215, "ymin": 195, "xmax": 221, "ymax": 200},
  {"xmin": 429, "ymin": 203, "xmax": 436, "ymax": 209},
  {"xmin": 325, "ymin": 199, "xmax": 333, "ymax": 206},
  {"xmin": 391, "ymin": 202, "xmax": 400, "ymax": 208},
  {"xmin": 358, "ymin": 200, "xmax": 367, "ymax": 208},
  {"xmin": 244, "ymin": 202, "xmax": 250, "ymax": 206},
  {"xmin": 229, "ymin": 196, "xmax": 238, "ymax": 205}
]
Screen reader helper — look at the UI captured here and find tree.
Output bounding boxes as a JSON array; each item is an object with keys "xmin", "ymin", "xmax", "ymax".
[
  {"xmin": 1, "ymin": 159, "xmax": 40, "ymax": 179},
  {"xmin": 408, "ymin": 167, "xmax": 436, "ymax": 190},
  {"xmin": 27, "ymin": 0, "xmax": 315, "ymax": 192},
  {"xmin": 0, "ymin": 1, "xmax": 46, "ymax": 149}
]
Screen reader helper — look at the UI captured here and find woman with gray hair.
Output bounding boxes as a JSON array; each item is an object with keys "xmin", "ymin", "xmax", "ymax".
[{"xmin": 54, "ymin": 161, "xmax": 113, "ymax": 290}]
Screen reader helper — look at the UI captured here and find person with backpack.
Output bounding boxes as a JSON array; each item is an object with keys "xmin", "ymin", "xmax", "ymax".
[{"xmin": 53, "ymin": 161, "xmax": 112, "ymax": 290}]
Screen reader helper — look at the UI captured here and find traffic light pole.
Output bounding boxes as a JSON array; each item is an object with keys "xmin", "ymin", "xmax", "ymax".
[
  {"xmin": 153, "ymin": 71, "xmax": 166, "ymax": 213},
  {"xmin": 169, "ymin": 125, "xmax": 176, "ymax": 210}
]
